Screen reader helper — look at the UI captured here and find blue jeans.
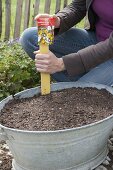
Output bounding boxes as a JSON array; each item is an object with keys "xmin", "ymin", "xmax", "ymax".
[{"xmin": 20, "ymin": 27, "xmax": 113, "ymax": 86}]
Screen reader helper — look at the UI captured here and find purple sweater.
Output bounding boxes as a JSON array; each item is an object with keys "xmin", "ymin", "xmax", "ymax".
[
  {"xmin": 92, "ymin": 0, "xmax": 113, "ymax": 41},
  {"xmin": 56, "ymin": 0, "xmax": 113, "ymax": 77}
]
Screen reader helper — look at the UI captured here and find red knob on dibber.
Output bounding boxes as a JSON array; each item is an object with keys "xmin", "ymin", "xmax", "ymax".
[{"xmin": 37, "ymin": 17, "xmax": 55, "ymax": 27}]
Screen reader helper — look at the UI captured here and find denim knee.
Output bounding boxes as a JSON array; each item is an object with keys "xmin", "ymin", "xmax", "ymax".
[
  {"xmin": 19, "ymin": 27, "xmax": 38, "ymax": 59},
  {"xmin": 20, "ymin": 27, "xmax": 37, "ymax": 46}
]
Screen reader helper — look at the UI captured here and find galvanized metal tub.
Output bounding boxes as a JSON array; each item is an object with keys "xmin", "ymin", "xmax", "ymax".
[{"xmin": 0, "ymin": 82, "xmax": 113, "ymax": 170}]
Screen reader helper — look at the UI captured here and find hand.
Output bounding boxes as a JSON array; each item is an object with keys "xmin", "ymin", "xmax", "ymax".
[
  {"xmin": 34, "ymin": 14, "xmax": 60, "ymax": 28},
  {"xmin": 34, "ymin": 50, "xmax": 65, "ymax": 74}
]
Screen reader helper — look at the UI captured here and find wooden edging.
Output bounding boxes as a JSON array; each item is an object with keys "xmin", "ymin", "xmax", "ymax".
[
  {"xmin": 1, "ymin": 0, "xmax": 69, "ymax": 40},
  {"xmin": 0, "ymin": 0, "xmax": 2, "ymax": 38}
]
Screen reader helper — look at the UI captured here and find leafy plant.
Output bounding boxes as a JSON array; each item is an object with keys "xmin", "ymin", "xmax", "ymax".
[{"xmin": 0, "ymin": 41, "xmax": 40, "ymax": 101}]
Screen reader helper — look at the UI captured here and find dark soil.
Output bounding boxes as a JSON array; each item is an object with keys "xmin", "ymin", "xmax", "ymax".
[{"xmin": 0, "ymin": 87, "xmax": 113, "ymax": 131}]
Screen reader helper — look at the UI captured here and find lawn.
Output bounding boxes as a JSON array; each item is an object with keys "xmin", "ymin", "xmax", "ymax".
[{"xmin": 1, "ymin": 0, "xmax": 84, "ymax": 40}]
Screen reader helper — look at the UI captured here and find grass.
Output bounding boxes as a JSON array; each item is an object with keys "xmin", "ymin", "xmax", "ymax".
[{"xmin": 1, "ymin": 0, "xmax": 84, "ymax": 40}]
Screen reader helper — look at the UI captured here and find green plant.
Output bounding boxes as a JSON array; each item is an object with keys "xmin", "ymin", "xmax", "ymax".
[{"xmin": 0, "ymin": 41, "xmax": 40, "ymax": 101}]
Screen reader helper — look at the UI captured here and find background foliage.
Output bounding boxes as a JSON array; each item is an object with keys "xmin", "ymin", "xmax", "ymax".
[{"xmin": 0, "ymin": 41, "xmax": 40, "ymax": 101}]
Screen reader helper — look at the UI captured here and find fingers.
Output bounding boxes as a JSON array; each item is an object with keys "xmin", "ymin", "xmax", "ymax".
[
  {"xmin": 34, "ymin": 50, "xmax": 48, "ymax": 57},
  {"xmin": 36, "ymin": 68, "xmax": 48, "ymax": 73},
  {"xmin": 35, "ymin": 53, "xmax": 48, "ymax": 59},
  {"xmin": 35, "ymin": 63, "xmax": 48, "ymax": 69},
  {"xmin": 34, "ymin": 14, "xmax": 53, "ymax": 20},
  {"xmin": 35, "ymin": 58, "xmax": 50, "ymax": 65},
  {"xmin": 34, "ymin": 50, "xmax": 40, "ymax": 54},
  {"xmin": 35, "ymin": 63, "xmax": 50, "ymax": 73},
  {"xmin": 35, "ymin": 53, "xmax": 51, "ymax": 73},
  {"xmin": 34, "ymin": 50, "xmax": 49, "ymax": 55}
]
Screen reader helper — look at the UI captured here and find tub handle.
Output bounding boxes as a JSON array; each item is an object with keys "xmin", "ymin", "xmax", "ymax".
[{"xmin": 0, "ymin": 128, "xmax": 8, "ymax": 141}]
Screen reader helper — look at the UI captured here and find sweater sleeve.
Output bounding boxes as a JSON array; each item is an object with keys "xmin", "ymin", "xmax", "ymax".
[
  {"xmin": 62, "ymin": 32, "xmax": 113, "ymax": 76},
  {"xmin": 54, "ymin": 0, "xmax": 86, "ymax": 35}
]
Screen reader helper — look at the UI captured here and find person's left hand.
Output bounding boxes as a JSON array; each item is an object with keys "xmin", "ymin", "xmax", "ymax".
[{"xmin": 34, "ymin": 50, "xmax": 65, "ymax": 74}]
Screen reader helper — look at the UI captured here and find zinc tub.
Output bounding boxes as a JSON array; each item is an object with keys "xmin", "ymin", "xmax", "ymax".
[{"xmin": 0, "ymin": 82, "xmax": 113, "ymax": 170}]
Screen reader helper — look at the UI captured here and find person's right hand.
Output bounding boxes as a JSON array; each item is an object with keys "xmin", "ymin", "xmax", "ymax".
[{"xmin": 34, "ymin": 14, "xmax": 61, "ymax": 28}]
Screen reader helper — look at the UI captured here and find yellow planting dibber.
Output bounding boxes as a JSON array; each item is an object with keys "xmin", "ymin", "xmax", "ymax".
[{"xmin": 37, "ymin": 17, "xmax": 55, "ymax": 95}]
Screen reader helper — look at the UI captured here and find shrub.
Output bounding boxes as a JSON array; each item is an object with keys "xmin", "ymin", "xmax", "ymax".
[{"xmin": 0, "ymin": 41, "xmax": 40, "ymax": 101}]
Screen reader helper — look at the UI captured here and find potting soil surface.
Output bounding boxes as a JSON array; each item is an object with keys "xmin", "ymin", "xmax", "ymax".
[{"xmin": 0, "ymin": 87, "xmax": 113, "ymax": 131}]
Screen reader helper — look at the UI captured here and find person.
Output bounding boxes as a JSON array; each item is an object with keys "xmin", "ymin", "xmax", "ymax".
[{"xmin": 20, "ymin": 0, "xmax": 113, "ymax": 86}]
